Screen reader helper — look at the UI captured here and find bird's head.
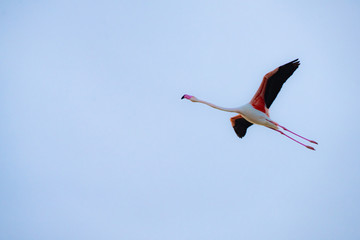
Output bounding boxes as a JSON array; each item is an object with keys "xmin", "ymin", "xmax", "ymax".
[{"xmin": 181, "ymin": 94, "xmax": 198, "ymax": 102}]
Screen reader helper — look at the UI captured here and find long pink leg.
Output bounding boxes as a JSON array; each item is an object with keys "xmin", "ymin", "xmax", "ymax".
[
  {"xmin": 273, "ymin": 129, "xmax": 315, "ymax": 151},
  {"xmin": 266, "ymin": 120, "xmax": 318, "ymax": 145}
]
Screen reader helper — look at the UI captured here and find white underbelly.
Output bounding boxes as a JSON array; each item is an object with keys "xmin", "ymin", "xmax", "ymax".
[{"xmin": 238, "ymin": 104, "xmax": 278, "ymax": 129}]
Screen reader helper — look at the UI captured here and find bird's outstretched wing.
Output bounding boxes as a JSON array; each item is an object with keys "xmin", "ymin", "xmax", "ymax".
[
  {"xmin": 251, "ymin": 59, "xmax": 300, "ymax": 111},
  {"xmin": 230, "ymin": 115, "xmax": 253, "ymax": 138}
]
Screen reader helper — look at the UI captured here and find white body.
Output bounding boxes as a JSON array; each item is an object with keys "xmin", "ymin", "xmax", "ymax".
[{"xmin": 236, "ymin": 103, "xmax": 278, "ymax": 129}]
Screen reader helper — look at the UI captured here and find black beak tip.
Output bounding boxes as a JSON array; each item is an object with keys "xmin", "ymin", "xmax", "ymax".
[{"xmin": 181, "ymin": 95, "xmax": 185, "ymax": 99}]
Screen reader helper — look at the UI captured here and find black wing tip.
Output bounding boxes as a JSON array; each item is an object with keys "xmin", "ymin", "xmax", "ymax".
[
  {"xmin": 289, "ymin": 58, "xmax": 300, "ymax": 63},
  {"xmin": 235, "ymin": 131, "xmax": 245, "ymax": 138},
  {"xmin": 280, "ymin": 58, "xmax": 300, "ymax": 69},
  {"xmin": 290, "ymin": 58, "xmax": 300, "ymax": 66},
  {"xmin": 232, "ymin": 118, "xmax": 253, "ymax": 139}
]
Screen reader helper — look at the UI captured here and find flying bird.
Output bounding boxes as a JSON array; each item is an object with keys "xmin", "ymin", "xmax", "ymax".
[{"xmin": 181, "ymin": 59, "xmax": 318, "ymax": 150}]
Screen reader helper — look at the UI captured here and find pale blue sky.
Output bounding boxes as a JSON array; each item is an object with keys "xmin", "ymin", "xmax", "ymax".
[{"xmin": 1, "ymin": 0, "xmax": 360, "ymax": 239}]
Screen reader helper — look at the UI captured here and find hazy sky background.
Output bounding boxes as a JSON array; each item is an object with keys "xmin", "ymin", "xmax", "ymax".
[{"xmin": 1, "ymin": 0, "xmax": 360, "ymax": 239}]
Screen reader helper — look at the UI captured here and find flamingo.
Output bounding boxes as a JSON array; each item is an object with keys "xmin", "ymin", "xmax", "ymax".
[{"xmin": 181, "ymin": 59, "xmax": 318, "ymax": 150}]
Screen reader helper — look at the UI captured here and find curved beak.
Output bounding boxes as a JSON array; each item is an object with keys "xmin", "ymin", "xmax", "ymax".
[{"xmin": 181, "ymin": 95, "xmax": 185, "ymax": 99}]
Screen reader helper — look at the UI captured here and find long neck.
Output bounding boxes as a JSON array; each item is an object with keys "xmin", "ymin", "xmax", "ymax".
[{"xmin": 195, "ymin": 99, "xmax": 239, "ymax": 113}]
